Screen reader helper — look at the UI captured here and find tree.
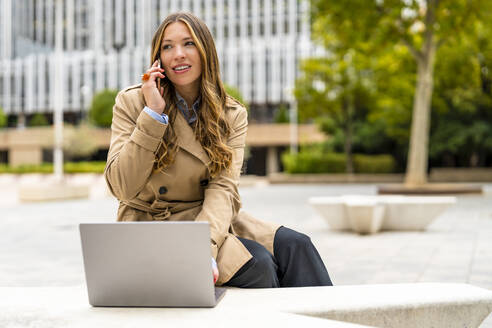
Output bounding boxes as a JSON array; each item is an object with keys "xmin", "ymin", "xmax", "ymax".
[
  {"xmin": 0, "ymin": 107, "xmax": 6, "ymax": 128},
  {"xmin": 294, "ymin": 52, "xmax": 376, "ymax": 173},
  {"xmin": 28, "ymin": 113, "xmax": 49, "ymax": 127},
  {"xmin": 88, "ymin": 89, "xmax": 119, "ymax": 127},
  {"xmin": 224, "ymin": 84, "xmax": 247, "ymax": 109},
  {"xmin": 311, "ymin": 0, "xmax": 492, "ymax": 186},
  {"xmin": 274, "ymin": 103, "xmax": 290, "ymax": 123},
  {"xmin": 429, "ymin": 21, "xmax": 492, "ymax": 167}
]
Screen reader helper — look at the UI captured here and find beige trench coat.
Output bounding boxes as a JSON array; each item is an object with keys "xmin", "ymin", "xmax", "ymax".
[{"xmin": 104, "ymin": 84, "xmax": 280, "ymax": 285}]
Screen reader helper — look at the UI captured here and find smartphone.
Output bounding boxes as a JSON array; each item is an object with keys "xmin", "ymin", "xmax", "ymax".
[{"xmin": 157, "ymin": 59, "xmax": 161, "ymax": 89}]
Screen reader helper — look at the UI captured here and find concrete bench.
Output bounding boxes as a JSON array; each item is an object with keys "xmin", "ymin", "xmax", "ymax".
[
  {"xmin": 1, "ymin": 283, "xmax": 491, "ymax": 328},
  {"xmin": 309, "ymin": 195, "xmax": 456, "ymax": 234}
]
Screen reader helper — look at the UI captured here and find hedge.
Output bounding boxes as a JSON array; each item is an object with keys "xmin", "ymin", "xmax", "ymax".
[
  {"xmin": 282, "ymin": 152, "xmax": 395, "ymax": 174},
  {"xmin": 352, "ymin": 154, "xmax": 396, "ymax": 174},
  {"xmin": 29, "ymin": 113, "xmax": 49, "ymax": 127},
  {"xmin": 0, "ymin": 161, "xmax": 107, "ymax": 174},
  {"xmin": 282, "ymin": 152, "xmax": 346, "ymax": 173}
]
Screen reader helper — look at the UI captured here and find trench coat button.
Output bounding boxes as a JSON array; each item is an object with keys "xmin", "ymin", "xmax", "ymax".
[
  {"xmin": 159, "ymin": 186, "xmax": 168, "ymax": 194},
  {"xmin": 200, "ymin": 179, "xmax": 209, "ymax": 187}
]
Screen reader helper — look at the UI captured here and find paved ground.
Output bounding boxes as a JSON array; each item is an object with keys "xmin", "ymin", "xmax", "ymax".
[{"xmin": 1, "ymin": 174, "xmax": 492, "ymax": 326}]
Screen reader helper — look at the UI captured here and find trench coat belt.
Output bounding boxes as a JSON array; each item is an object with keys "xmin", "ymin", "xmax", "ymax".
[
  {"xmin": 124, "ymin": 198, "xmax": 204, "ymax": 221},
  {"xmin": 151, "ymin": 207, "xmax": 172, "ymax": 220}
]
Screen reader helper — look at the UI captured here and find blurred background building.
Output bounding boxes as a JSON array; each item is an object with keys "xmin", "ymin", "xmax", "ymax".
[
  {"xmin": 0, "ymin": 0, "xmax": 320, "ymax": 122},
  {"xmin": 0, "ymin": 0, "xmax": 329, "ymax": 174}
]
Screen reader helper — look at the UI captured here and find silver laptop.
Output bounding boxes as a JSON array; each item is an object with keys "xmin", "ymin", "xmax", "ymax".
[{"xmin": 79, "ymin": 222, "xmax": 226, "ymax": 307}]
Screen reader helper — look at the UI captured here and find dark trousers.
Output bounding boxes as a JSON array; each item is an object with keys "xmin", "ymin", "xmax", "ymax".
[{"xmin": 224, "ymin": 226, "xmax": 333, "ymax": 288}]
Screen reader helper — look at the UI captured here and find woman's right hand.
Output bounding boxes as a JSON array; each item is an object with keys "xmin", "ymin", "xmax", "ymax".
[
  {"xmin": 141, "ymin": 60, "xmax": 166, "ymax": 114},
  {"xmin": 212, "ymin": 257, "xmax": 219, "ymax": 284}
]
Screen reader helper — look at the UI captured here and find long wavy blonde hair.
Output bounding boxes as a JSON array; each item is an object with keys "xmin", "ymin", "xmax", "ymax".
[{"xmin": 150, "ymin": 12, "xmax": 236, "ymax": 177}]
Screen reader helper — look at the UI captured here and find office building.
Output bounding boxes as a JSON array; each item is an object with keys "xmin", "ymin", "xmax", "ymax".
[{"xmin": 0, "ymin": 0, "xmax": 321, "ymax": 122}]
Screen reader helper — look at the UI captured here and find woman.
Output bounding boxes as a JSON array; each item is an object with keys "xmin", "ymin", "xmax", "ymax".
[{"xmin": 104, "ymin": 12, "xmax": 332, "ymax": 288}]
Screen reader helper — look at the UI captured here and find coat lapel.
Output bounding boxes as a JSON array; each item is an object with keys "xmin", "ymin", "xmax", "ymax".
[{"xmin": 173, "ymin": 107, "xmax": 211, "ymax": 167}]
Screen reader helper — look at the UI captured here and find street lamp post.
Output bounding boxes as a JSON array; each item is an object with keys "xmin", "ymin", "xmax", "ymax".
[
  {"xmin": 113, "ymin": 41, "xmax": 124, "ymax": 91},
  {"xmin": 80, "ymin": 85, "xmax": 91, "ymax": 121},
  {"xmin": 53, "ymin": 0, "xmax": 64, "ymax": 181},
  {"xmin": 18, "ymin": 0, "xmax": 91, "ymax": 202},
  {"xmin": 285, "ymin": 87, "xmax": 298, "ymax": 155}
]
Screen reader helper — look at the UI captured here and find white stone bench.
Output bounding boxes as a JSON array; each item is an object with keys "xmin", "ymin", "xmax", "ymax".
[
  {"xmin": 1, "ymin": 283, "xmax": 491, "ymax": 328},
  {"xmin": 309, "ymin": 195, "xmax": 456, "ymax": 234}
]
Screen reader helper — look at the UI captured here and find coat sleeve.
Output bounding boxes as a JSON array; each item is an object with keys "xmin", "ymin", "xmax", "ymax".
[
  {"xmin": 194, "ymin": 106, "xmax": 248, "ymax": 259},
  {"xmin": 104, "ymin": 90, "xmax": 168, "ymax": 201}
]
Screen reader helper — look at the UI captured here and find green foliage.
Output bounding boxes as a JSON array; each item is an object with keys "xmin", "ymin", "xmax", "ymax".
[
  {"xmin": 282, "ymin": 152, "xmax": 346, "ymax": 174},
  {"xmin": 308, "ymin": 0, "xmax": 492, "ymax": 170},
  {"xmin": 367, "ymin": 46, "xmax": 415, "ymax": 147},
  {"xmin": 430, "ymin": 113, "xmax": 492, "ymax": 167},
  {"xmin": 88, "ymin": 89, "xmax": 118, "ymax": 127},
  {"xmin": 316, "ymin": 117, "xmax": 337, "ymax": 135},
  {"xmin": 0, "ymin": 107, "xmax": 6, "ymax": 128},
  {"xmin": 282, "ymin": 151, "xmax": 395, "ymax": 174},
  {"xmin": 321, "ymin": 119, "xmax": 401, "ymax": 156},
  {"xmin": 28, "ymin": 113, "xmax": 49, "ymax": 127},
  {"xmin": 0, "ymin": 161, "xmax": 106, "ymax": 174},
  {"xmin": 295, "ymin": 54, "xmax": 376, "ymax": 124},
  {"xmin": 429, "ymin": 20, "xmax": 492, "ymax": 167},
  {"xmin": 274, "ymin": 104, "xmax": 290, "ymax": 123},
  {"xmin": 0, "ymin": 163, "xmax": 54, "ymax": 174},
  {"xmin": 301, "ymin": 1, "xmax": 418, "ymax": 163},
  {"xmin": 351, "ymin": 120, "xmax": 395, "ymax": 154},
  {"xmin": 64, "ymin": 161, "xmax": 106, "ymax": 173},
  {"xmin": 353, "ymin": 154, "xmax": 396, "ymax": 174},
  {"xmin": 224, "ymin": 84, "xmax": 247, "ymax": 109},
  {"xmin": 310, "ymin": 0, "xmax": 491, "ymax": 55},
  {"xmin": 294, "ymin": 51, "xmax": 378, "ymax": 173}
]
